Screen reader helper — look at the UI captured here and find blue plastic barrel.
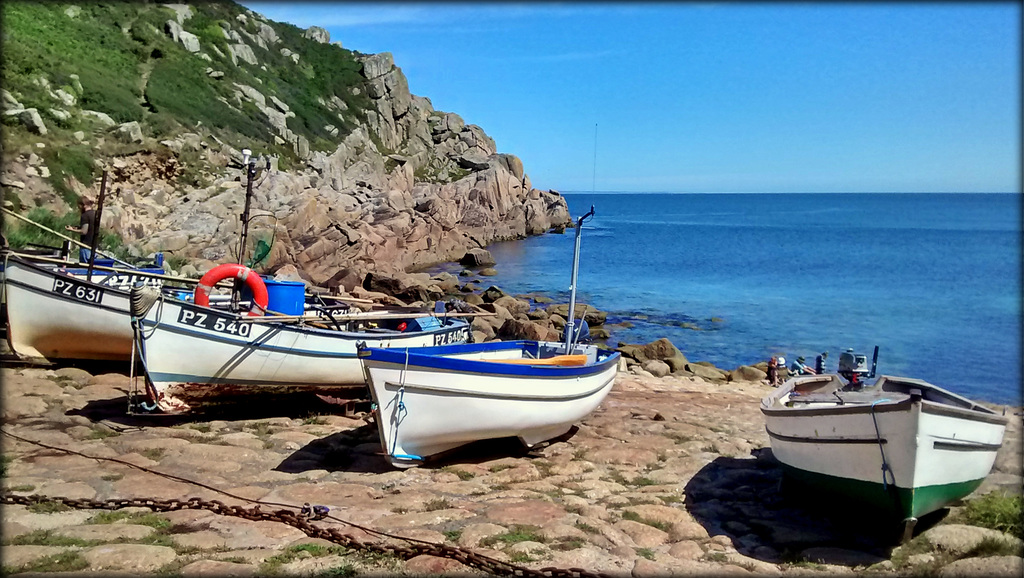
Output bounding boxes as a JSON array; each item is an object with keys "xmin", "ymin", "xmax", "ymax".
[
  {"xmin": 263, "ymin": 279, "xmax": 306, "ymax": 315},
  {"xmin": 407, "ymin": 316, "xmax": 442, "ymax": 332}
]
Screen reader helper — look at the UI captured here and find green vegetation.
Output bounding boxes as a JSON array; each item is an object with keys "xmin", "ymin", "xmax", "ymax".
[
  {"xmin": 703, "ymin": 552, "xmax": 729, "ymax": 563},
  {"xmin": 5, "ymin": 529, "xmax": 97, "ymax": 547},
  {"xmin": 964, "ymin": 535, "xmax": 1024, "ymax": 558},
  {"xmin": 3, "ymin": 551, "xmax": 90, "ymax": 574},
  {"xmin": 27, "ymin": 500, "xmax": 72, "ymax": 514},
  {"xmin": 480, "ymin": 525, "xmax": 545, "ymax": 548},
  {"xmin": 88, "ymin": 510, "xmax": 171, "ymax": 530},
  {"xmin": 951, "ymin": 491, "xmax": 1023, "ymax": 540},
  {"xmin": 4, "ymin": 207, "xmax": 77, "ymax": 250},
  {"xmin": 0, "ymin": 454, "xmax": 13, "ymax": 477},
  {"xmin": 552, "ymin": 537, "xmax": 586, "ymax": 551},
  {"xmin": 1, "ymin": 0, "xmax": 375, "ymax": 183},
  {"xmin": 140, "ymin": 448, "xmax": 165, "ymax": 461},
  {"xmin": 2, "ymin": 3, "xmax": 146, "ymax": 122},
  {"xmin": 42, "ymin": 145, "xmax": 96, "ymax": 206},
  {"xmin": 440, "ymin": 466, "xmax": 475, "ymax": 481},
  {"xmin": 424, "ymin": 497, "xmax": 452, "ymax": 511},
  {"xmin": 9, "ymin": 484, "xmax": 35, "ymax": 492},
  {"xmin": 246, "ymin": 422, "xmax": 276, "ymax": 437},
  {"xmin": 575, "ymin": 521, "xmax": 599, "ymax": 534},
  {"xmin": 629, "ymin": 476, "xmax": 658, "ymax": 487},
  {"xmin": 621, "ymin": 510, "xmax": 671, "ymax": 532},
  {"xmin": 344, "ymin": 550, "xmax": 402, "ymax": 572},
  {"xmin": 636, "ymin": 547, "xmax": 655, "ymax": 560},
  {"xmin": 87, "ymin": 427, "xmax": 120, "ymax": 440},
  {"xmin": 442, "ymin": 529, "xmax": 462, "ymax": 542},
  {"xmin": 4, "ymin": 206, "xmax": 130, "ymax": 260}
]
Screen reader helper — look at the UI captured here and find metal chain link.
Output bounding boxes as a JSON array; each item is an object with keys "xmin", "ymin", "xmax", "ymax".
[{"xmin": 1, "ymin": 493, "xmax": 611, "ymax": 578}]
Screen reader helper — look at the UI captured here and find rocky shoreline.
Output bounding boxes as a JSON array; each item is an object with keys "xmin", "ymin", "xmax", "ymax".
[{"xmin": 2, "ymin": 360, "xmax": 1021, "ymax": 577}]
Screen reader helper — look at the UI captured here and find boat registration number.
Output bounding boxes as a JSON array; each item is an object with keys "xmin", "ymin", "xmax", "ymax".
[
  {"xmin": 433, "ymin": 326, "xmax": 469, "ymax": 346},
  {"xmin": 178, "ymin": 309, "xmax": 253, "ymax": 338},
  {"xmin": 52, "ymin": 277, "xmax": 104, "ymax": 304}
]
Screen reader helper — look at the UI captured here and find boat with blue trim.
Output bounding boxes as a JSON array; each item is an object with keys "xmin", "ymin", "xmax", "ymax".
[
  {"xmin": 358, "ymin": 203, "xmax": 618, "ymax": 467},
  {"xmin": 2, "ymin": 250, "xmax": 176, "ymax": 362},
  {"xmin": 761, "ymin": 359, "xmax": 1006, "ymax": 539},
  {"xmin": 136, "ymin": 285, "xmax": 471, "ymax": 412},
  {"xmin": 358, "ymin": 339, "xmax": 620, "ymax": 468}
]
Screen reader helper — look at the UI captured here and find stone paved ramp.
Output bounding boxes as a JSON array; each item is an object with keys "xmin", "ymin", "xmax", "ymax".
[{"xmin": 1, "ymin": 366, "xmax": 1021, "ymax": 576}]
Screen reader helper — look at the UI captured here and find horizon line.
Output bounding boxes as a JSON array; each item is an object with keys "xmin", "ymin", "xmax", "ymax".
[{"xmin": 555, "ymin": 190, "xmax": 1021, "ymax": 195}]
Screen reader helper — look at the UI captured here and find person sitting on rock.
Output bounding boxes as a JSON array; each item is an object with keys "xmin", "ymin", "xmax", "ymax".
[{"xmin": 790, "ymin": 356, "xmax": 816, "ymax": 375}]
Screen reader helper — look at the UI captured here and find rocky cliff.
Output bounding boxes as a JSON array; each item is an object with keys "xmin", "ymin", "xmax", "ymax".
[{"xmin": 1, "ymin": 2, "xmax": 571, "ymax": 287}]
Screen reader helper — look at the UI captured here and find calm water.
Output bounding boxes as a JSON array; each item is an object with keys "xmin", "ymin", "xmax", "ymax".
[{"xmin": 434, "ymin": 192, "xmax": 1022, "ymax": 405}]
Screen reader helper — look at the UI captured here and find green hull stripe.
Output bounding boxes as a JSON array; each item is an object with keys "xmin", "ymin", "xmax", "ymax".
[{"xmin": 779, "ymin": 464, "xmax": 985, "ymax": 519}]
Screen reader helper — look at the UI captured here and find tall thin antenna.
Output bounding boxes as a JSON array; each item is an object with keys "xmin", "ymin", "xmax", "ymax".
[{"xmin": 591, "ymin": 123, "xmax": 597, "ymax": 194}]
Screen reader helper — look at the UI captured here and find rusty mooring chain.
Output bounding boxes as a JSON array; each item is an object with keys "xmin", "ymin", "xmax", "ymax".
[
  {"xmin": 0, "ymin": 428, "xmax": 612, "ymax": 577},
  {"xmin": 0, "ymin": 493, "xmax": 610, "ymax": 578}
]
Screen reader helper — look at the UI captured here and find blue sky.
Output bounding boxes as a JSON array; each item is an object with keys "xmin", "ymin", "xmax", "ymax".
[{"xmin": 242, "ymin": 2, "xmax": 1021, "ymax": 193}]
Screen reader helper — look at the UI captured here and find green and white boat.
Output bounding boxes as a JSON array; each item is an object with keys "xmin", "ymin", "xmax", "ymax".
[{"xmin": 761, "ymin": 369, "xmax": 1006, "ymax": 537}]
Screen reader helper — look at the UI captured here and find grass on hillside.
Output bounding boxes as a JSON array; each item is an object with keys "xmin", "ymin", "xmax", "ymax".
[
  {"xmin": 2, "ymin": 1, "xmax": 375, "ymax": 169},
  {"xmin": 4, "ymin": 207, "xmax": 128, "ymax": 259},
  {"xmin": 1, "ymin": 3, "xmax": 168, "ymax": 125}
]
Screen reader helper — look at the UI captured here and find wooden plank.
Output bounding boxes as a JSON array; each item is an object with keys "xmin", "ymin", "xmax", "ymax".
[{"xmin": 491, "ymin": 352, "xmax": 589, "ymax": 364}]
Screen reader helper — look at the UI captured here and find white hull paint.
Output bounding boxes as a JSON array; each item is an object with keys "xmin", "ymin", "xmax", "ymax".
[
  {"xmin": 139, "ymin": 296, "xmax": 471, "ymax": 395},
  {"xmin": 360, "ymin": 341, "xmax": 620, "ymax": 467},
  {"xmin": 762, "ymin": 374, "xmax": 1006, "ymax": 518},
  {"xmin": 2, "ymin": 254, "xmax": 157, "ymax": 361}
]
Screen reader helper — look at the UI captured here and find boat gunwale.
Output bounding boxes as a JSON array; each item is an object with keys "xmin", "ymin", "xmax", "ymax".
[
  {"xmin": 760, "ymin": 374, "xmax": 1007, "ymax": 426},
  {"xmin": 360, "ymin": 341, "xmax": 621, "ymax": 378},
  {"xmin": 140, "ymin": 291, "xmax": 470, "ymax": 340},
  {"xmin": 920, "ymin": 399, "xmax": 1008, "ymax": 426},
  {"xmin": 4, "ymin": 255, "xmax": 136, "ymax": 298},
  {"xmin": 4, "ymin": 272, "xmax": 133, "ymax": 316}
]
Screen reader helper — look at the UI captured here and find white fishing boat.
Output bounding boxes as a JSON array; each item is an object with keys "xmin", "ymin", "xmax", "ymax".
[
  {"xmin": 359, "ymin": 339, "xmax": 620, "ymax": 467},
  {"xmin": 761, "ymin": 349, "xmax": 1006, "ymax": 535},
  {"xmin": 359, "ymin": 205, "xmax": 620, "ymax": 468},
  {"xmin": 136, "ymin": 285, "xmax": 472, "ymax": 411},
  {"xmin": 2, "ymin": 251, "xmax": 170, "ymax": 361}
]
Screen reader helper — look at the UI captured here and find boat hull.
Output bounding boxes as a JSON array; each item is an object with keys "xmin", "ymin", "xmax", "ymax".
[
  {"xmin": 2, "ymin": 254, "xmax": 159, "ymax": 361},
  {"xmin": 762, "ymin": 375, "xmax": 1006, "ymax": 520},
  {"xmin": 360, "ymin": 341, "xmax": 620, "ymax": 467},
  {"xmin": 139, "ymin": 297, "xmax": 471, "ymax": 393}
]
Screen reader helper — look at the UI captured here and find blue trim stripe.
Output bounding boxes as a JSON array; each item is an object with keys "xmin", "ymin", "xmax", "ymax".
[{"xmin": 362, "ymin": 342, "xmax": 620, "ymax": 378}]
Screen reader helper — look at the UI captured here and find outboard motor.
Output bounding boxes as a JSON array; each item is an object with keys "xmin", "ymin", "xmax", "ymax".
[
  {"xmin": 838, "ymin": 346, "xmax": 878, "ymax": 386},
  {"xmin": 563, "ymin": 319, "xmax": 591, "ymax": 346}
]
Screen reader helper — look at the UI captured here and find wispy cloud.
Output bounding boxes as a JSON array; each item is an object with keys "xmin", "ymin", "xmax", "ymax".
[
  {"xmin": 242, "ymin": 3, "xmax": 429, "ymax": 28},
  {"xmin": 242, "ymin": 2, "xmax": 659, "ymax": 31}
]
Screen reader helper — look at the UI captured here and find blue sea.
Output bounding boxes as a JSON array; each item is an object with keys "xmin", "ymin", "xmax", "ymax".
[{"xmin": 434, "ymin": 193, "xmax": 1022, "ymax": 406}]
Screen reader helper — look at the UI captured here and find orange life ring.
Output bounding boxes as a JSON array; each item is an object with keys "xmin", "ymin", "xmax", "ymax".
[{"xmin": 193, "ymin": 263, "xmax": 268, "ymax": 317}]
